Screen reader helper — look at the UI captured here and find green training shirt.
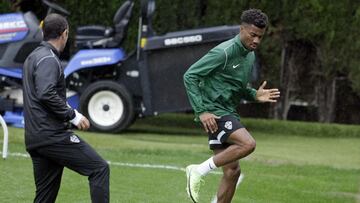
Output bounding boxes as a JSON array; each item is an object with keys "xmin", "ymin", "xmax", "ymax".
[{"xmin": 183, "ymin": 34, "xmax": 257, "ymax": 121}]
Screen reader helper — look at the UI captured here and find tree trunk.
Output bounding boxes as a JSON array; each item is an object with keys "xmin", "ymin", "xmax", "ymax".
[
  {"xmin": 274, "ymin": 43, "xmax": 296, "ymax": 120},
  {"xmin": 274, "ymin": 46, "xmax": 287, "ymax": 119},
  {"xmin": 315, "ymin": 77, "xmax": 337, "ymax": 123}
]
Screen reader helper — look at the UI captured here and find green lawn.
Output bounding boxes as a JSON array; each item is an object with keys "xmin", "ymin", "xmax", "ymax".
[{"xmin": 0, "ymin": 114, "xmax": 359, "ymax": 203}]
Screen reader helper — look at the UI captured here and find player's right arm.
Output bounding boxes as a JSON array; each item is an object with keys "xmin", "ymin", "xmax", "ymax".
[{"xmin": 183, "ymin": 48, "xmax": 225, "ymax": 133}]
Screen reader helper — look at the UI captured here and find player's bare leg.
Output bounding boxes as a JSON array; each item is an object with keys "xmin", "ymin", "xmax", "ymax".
[
  {"xmin": 186, "ymin": 128, "xmax": 255, "ymax": 203},
  {"xmin": 213, "ymin": 128, "xmax": 255, "ymax": 167},
  {"xmin": 213, "ymin": 148, "xmax": 241, "ymax": 203}
]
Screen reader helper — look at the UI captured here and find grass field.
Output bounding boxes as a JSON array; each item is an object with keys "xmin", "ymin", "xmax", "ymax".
[{"xmin": 0, "ymin": 114, "xmax": 360, "ymax": 203}]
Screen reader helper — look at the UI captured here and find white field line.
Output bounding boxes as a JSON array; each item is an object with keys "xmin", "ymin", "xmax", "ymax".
[{"xmin": 0, "ymin": 151, "xmax": 223, "ymax": 175}]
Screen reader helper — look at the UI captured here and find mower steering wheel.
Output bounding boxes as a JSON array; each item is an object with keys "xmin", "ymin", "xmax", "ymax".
[{"xmin": 42, "ymin": 0, "xmax": 70, "ymax": 16}]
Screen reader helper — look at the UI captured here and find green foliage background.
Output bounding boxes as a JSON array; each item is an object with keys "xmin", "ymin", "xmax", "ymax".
[
  {"xmin": 2, "ymin": 0, "xmax": 359, "ymax": 88},
  {"xmin": 1, "ymin": 0, "xmax": 360, "ymax": 122}
]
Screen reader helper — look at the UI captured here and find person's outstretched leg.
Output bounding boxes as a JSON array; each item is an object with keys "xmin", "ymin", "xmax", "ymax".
[
  {"xmin": 190, "ymin": 128, "xmax": 255, "ymax": 178},
  {"xmin": 213, "ymin": 149, "xmax": 241, "ymax": 203},
  {"xmin": 88, "ymin": 161, "xmax": 110, "ymax": 203},
  {"xmin": 186, "ymin": 130, "xmax": 254, "ymax": 202},
  {"xmin": 64, "ymin": 136, "xmax": 110, "ymax": 203},
  {"xmin": 186, "ymin": 116, "xmax": 255, "ymax": 203},
  {"xmin": 36, "ymin": 135, "xmax": 110, "ymax": 203}
]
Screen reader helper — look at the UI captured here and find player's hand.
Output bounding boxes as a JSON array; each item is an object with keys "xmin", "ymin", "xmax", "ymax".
[
  {"xmin": 256, "ymin": 81, "xmax": 280, "ymax": 102},
  {"xmin": 77, "ymin": 117, "xmax": 90, "ymax": 130},
  {"xmin": 199, "ymin": 112, "xmax": 220, "ymax": 134}
]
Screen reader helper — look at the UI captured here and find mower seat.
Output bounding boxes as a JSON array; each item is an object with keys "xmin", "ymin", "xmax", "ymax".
[
  {"xmin": 75, "ymin": 1, "xmax": 134, "ymax": 49},
  {"xmin": 75, "ymin": 25, "xmax": 114, "ymax": 48}
]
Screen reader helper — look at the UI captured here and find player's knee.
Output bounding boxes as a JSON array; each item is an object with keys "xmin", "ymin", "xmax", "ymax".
[
  {"xmin": 234, "ymin": 138, "xmax": 256, "ymax": 157},
  {"xmin": 245, "ymin": 138, "xmax": 256, "ymax": 153},
  {"xmin": 101, "ymin": 161, "xmax": 110, "ymax": 173},
  {"xmin": 89, "ymin": 160, "xmax": 109, "ymax": 183},
  {"xmin": 96, "ymin": 160, "xmax": 110, "ymax": 176}
]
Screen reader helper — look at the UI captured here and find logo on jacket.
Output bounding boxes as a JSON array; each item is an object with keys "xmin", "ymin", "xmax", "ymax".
[
  {"xmin": 224, "ymin": 121, "xmax": 233, "ymax": 130},
  {"xmin": 70, "ymin": 135, "xmax": 80, "ymax": 143},
  {"xmin": 232, "ymin": 64, "xmax": 240, "ymax": 69}
]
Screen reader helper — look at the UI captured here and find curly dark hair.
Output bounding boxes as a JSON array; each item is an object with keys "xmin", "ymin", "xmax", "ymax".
[{"xmin": 241, "ymin": 9, "xmax": 268, "ymax": 29}]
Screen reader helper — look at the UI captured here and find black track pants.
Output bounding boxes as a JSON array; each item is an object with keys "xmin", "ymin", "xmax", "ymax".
[{"xmin": 27, "ymin": 134, "xmax": 110, "ymax": 203}]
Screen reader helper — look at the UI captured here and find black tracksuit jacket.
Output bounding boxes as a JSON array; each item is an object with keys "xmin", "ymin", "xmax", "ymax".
[{"xmin": 22, "ymin": 41, "xmax": 75, "ymax": 150}]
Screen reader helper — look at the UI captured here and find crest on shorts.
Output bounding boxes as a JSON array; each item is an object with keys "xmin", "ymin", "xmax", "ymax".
[
  {"xmin": 70, "ymin": 135, "xmax": 80, "ymax": 143},
  {"xmin": 224, "ymin": 121, "xmax": 232, "ymax": 130}
]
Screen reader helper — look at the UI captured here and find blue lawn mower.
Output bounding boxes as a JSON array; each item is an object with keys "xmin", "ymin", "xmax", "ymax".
[
  {"xmin": 0, "ymin": 0, "xmax": 132, "ymax": 131},
  {"xmin": 0, "ymin": 0, "xmax": 243, "ymax": 133}
]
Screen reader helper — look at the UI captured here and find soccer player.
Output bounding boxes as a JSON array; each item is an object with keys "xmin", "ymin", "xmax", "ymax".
[
  {"xmin": 183, "ymin": 9, "xmax": 280, "ymax": 203},
  {"xmin": 23, "ymin": 14, "xmax": 109, "ymax": 203}
]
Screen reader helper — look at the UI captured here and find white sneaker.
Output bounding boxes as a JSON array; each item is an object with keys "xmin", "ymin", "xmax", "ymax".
[
  {"xmin": 186, "ymin": 164, "xmax": 204, "ymax": 203},
  {"xmin": 210, "ymin": 195, "xmax": 217, "ymax": 203}
]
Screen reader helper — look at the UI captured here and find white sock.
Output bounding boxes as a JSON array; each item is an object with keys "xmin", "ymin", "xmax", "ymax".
[{"xmin": 196, "ymin": 157, "xmax": 217, "ymax": 176}]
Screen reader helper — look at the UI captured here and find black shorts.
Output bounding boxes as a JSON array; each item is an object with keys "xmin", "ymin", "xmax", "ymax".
[{"xmin": 208, "ymin": 115, "xmax": 244, "ymax": 150}]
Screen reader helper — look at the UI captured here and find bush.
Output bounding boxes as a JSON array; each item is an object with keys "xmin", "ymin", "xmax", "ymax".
[
  {"xmin": 243, "ymin": 118, "xmax": 360, "ymax": 138},
  {"xmin": 134, "ymin": 113, "xmax": 360, "ymax": 138}
]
